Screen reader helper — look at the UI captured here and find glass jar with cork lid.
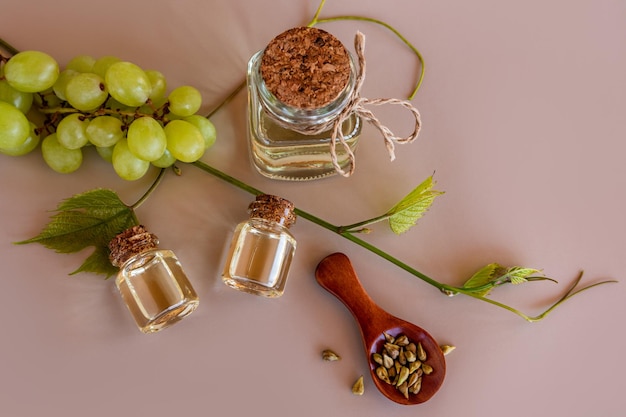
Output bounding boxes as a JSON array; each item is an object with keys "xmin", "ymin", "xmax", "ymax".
[
  {"xmin": 222, "ymin": 194, "xmax": 297, "ymax": 297},
  {"xmin": 247, "ymin": 26, "xmax": 362, "ymax": 181},
  {"xmin": 109, "ymin": 225, "xmax": 199, "ymax": 333}
]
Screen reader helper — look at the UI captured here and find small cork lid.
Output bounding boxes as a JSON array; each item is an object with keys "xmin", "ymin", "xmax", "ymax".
[
  {"xmin": 108, "ymin": 225, "xmax": 159, "ymax": 268},
  {"xmin": 248, "ymin": 194, "xmax": 297, "ymax": 228},
  {"xmin": 260, "ymin": 26, "xmax": 351, "ymax": 109}
]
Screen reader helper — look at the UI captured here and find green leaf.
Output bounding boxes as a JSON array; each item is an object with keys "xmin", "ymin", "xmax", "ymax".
[
  {"xmin": 507, "ymin": 267, "xmax": 542, "ymax": 285},
  {"xmin": 462, "ymin": 264, "xmax": 548, "ymax": 297},
  {"xmin": 15, "ymin": 188, "xmax": 138, "ymax": 278},
  {"xmin": 462, "ymin": 263, "xmax": 503, "ymax": 296},
  {"xmin": 387, "ymin": 176, "xmax": 444, "ymax": 235}
]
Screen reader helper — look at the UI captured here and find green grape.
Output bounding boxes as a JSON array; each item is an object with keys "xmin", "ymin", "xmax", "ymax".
[
  {"xmin": 151, "ymin": 148, "xmax": 176, "ymax": 168},
  {"xmin": 126, "ymin": 117, "xmax": 167, "ymax": 161},
  {"xmin": 168, "ymin": 85, "xmax": 202, "ymax": 117},
  {"xmin": 164, "ymin": 119, "xmax": 205, "ymax": 163},
  {"xmin": 52, "ymin": 69, "xmax": 78, "ymax": 101},
  {"xmin": 0, "ymin": 122, "xmax": 40, "ymax": 156},
  {"xmin": 65, "ymin": 72, "xmax": 108, "ymax": 111},
  {"xmin": 86, "ymin": 115, "xmax": 124, "ymax": 147},
  {"xmin": 96, "ymin": 145, "xmax": 114, "ymax": 163},
  {"xmin": 184, "ymin": 115, "xmax": 217, "ymax": 149},
  {"xmin": 105, "ymin": 61, "xmax": 151, "ymax": 107},
  {"xmin": 0, "ymin": 101, "xmax": 30, "ymax": 149},
  {"xmin": 92, "ymin": 56, "xmax": 121, "ymax": 78},
  {"xmin": 4, "ymin": 50, "xmax": 60, "ymax": 93},
  {"xmin": 0, "ymin": 79, "xmax": 34, "ymax": 113},
  {"xmin": 56, "ymin": 113, "xmax": 90, "ymax": 149},
  {"xmin": 145, "ymin": 70, "xmax": 167, "ymax": 102},
  {"xmin": 41, "ymin": 133, "xmax": 83, "ymax": 173},
  {"xmin": 66, "ymin": 54, "xmax": 96, "ymax": 73},
  {"xmin": 112, "ymin": 138, "xmax": 150, "ymax": 180}
]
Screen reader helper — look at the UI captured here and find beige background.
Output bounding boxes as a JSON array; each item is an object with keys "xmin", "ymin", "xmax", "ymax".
[{"xmin": 1, "ymin": 0, "xmax": 625, "ymax": 416}]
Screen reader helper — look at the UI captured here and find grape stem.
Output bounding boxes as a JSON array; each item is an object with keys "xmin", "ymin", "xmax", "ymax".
[
  {"xmin": 190, "ymin": 161, "xmax": 617, "ymax": 322},
  {"xmin": 130, "ymin": 168, "xmax": 166, "ymax": 210},
  {"xmin": 37, "ymin": 99, "xmax": 171, "ymax": 121},
  {"xmin": 0, "ymin": 0, "xmax": 617, "ymax": 323},
  {"xmin": 306, "ymin": 0, "xmax": 425, "ymax": 99},
  {"xmin": 186, "ymin": 0, "xmax": 616, "ymax": 321},
  {"xmin": 0, "ymin": 38, "xmax": 19, "ymax": 56}
]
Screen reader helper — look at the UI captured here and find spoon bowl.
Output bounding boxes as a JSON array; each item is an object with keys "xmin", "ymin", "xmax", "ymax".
[{"xmin": 315, "ymin": 252, "xmax": 446, "ymax": 405}]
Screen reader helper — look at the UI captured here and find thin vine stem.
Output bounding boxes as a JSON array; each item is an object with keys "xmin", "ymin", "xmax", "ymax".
[
  {"xmin": 307, "ymin": 0, "xmax": 425, "ymax": 99},
  {"xmin": 206, "ymin": 80, "xmax": 246, "ymax": 119},
  {"xmin": 0, "ymin": 38, "xmax": 19, "ymax": 56},
  {"xmin": 339, "ymin": 212, "xmax": 392, "ymax": 233},
  {"xmin": 190, "ymin": 160, "xmax": 617, "ymax": 322},
  {"xmin": 130, "ymin": 168, "xmax": 166, "ymax": 210},
  {"xmin": 1, "ymin": 6, "xmax": 616, "ymax": 324}
]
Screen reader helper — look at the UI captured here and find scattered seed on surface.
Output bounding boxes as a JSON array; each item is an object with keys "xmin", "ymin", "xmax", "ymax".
[
  {"xmin": 440, "ymin": 344, "xmax": 456, "ymax": 356},
  {"xmin": 322, "ymin": 349, "xmax": 341, "ymax": 361},
  {"xmin": 352, "ymin": 375, "xmax": 365, "ymax": 395}
]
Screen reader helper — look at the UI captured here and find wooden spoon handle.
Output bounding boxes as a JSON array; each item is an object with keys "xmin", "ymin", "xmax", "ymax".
[{"xmin": 315, "ymin": 253, "xmax": 389, "ymax": 333}]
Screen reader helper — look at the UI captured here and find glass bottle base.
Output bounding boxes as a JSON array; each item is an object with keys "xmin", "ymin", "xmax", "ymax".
[
  {"xmin": 222, "ymin": 277, "xmax": 283, "ymax": 298},
  {"xmin": 116, "ymin": 249, "xmax": 199, "ymax": 333},
  {"xmin": 221, "ymin": 219, "xmax": 296, "ymax": 298},
  {"xmin": 249, "ymin": 113, "xmax": 361, "ymax": 181}
]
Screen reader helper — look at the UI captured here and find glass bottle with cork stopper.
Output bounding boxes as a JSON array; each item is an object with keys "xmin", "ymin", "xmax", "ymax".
[
  {"xmin": 109, "ymin": 225, "xmax": 199, "ymax": 333},
  {"xmin": 247, "ymin": 26, "xmax": 362, "ymax": 181},
  {"xmin": 222, "ymin": 194, "xmax": 297, "ymax": 297}
]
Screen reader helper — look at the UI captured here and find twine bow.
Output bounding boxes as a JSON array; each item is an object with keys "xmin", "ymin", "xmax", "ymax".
[
  {"xmin": 267, "ymin": 31, "xmax": 422, "ymax": 177},
  {"xmin": 329, "ymin": 31, "xmax": 422, "ymax": 176}
]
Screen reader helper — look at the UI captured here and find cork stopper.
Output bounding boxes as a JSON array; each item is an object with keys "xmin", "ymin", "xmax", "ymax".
[
  {"xmin": 248, "ymin": 194, "xmax": 297, "ymax": 228},
  {"xmin": 260, "ymin": 26, "xmax": 351, "ymax": 109},
  {"xmin": 108, "ymin": 225, "xmax": 160, "ymax": 268}
]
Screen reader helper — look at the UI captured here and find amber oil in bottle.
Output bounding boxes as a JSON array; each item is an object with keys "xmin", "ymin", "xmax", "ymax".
[
  {"xmin": 109, "ymin": 225, "xmax": 199, "ymax": 333},
  {"xmin": 222, "ymin": 195, "xmax": 297, "ymax": 297},
  {"xmin": 247, "ymin": 27, "xmax": 362, "ymax": 180}
]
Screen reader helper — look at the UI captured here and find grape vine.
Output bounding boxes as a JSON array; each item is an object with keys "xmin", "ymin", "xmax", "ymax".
[{"xmin": 1, "ymin": 0, "xmax": 618, "ymax": 322}]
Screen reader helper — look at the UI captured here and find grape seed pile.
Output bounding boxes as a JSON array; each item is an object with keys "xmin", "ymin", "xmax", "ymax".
[{"xmin": 0, "ymin": 50, "xmax": 216, "ymax": 180}]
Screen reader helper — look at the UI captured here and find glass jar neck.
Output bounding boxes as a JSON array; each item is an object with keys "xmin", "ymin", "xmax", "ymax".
[
  {"xmin": 249, "ymin": 50, "xmax": 357, "ymax": 130},
  {"xmin": 248, "ymin": 216, "xmax": 291, "ymax": 230}
]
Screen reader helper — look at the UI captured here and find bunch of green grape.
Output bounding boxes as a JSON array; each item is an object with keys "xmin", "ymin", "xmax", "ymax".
[{"xmin": 0, "ymin": 50, "xmax": 216, "ymax": 180}]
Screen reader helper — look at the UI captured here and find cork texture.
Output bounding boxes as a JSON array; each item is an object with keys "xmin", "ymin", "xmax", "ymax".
[
  {"xmin": 260, "ymin": 26, "xmax": 351, "ymax": 109},
  {"xmin": 248, "ymin": 194, "xmax": 297, "ymax": 228},
  {"xmin": 108, "ymin": 225, "xmax": 159, "ymax": 268}
]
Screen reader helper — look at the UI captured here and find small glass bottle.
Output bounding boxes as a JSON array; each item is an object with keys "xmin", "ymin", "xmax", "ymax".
[
  {"xmin": 247, "ymin": 26, "xmax": 362, "ymax": 181},
  {"xmin": 108, "ymin": 225, "xmax": 199, "ymax": 333},
  {"xmin": 222, "ymin": 194, "xmax": 297, "ymax": 297}
]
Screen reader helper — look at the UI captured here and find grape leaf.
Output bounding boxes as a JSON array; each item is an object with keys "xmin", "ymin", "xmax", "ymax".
[
  {"xmin": 462, "ymin": 263, "xmax": 503, "ymax": 297},
  {"xmin": 507, "ymin": 267, "xmax": 542, "ymax": 285},
  {"xmin": 15, "ymin": 188, "xmax": 138, "ymax": 277},
  {"xmin": 462, "ymin": 264, "xmax": 547, "ymax": 296},
  {"xmin": 387, "ymin": 175, "xmax": 444, "ymax": 235}
]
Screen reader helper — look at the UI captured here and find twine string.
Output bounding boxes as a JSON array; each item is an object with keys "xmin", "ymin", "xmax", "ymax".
[{"xmin": 265, "ymin": 31, "xmax": 422, "ymax": 177}]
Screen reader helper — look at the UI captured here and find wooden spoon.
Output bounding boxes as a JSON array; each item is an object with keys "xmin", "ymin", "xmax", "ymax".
[{"xmin": 315, "ymin": 252, "xmax": 446, "ymax": 405}]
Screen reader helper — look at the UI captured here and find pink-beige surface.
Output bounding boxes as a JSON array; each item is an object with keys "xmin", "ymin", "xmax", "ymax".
[{"xmin": 1, "ymin": 1, "xmax": 624, "ymax": 416}]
